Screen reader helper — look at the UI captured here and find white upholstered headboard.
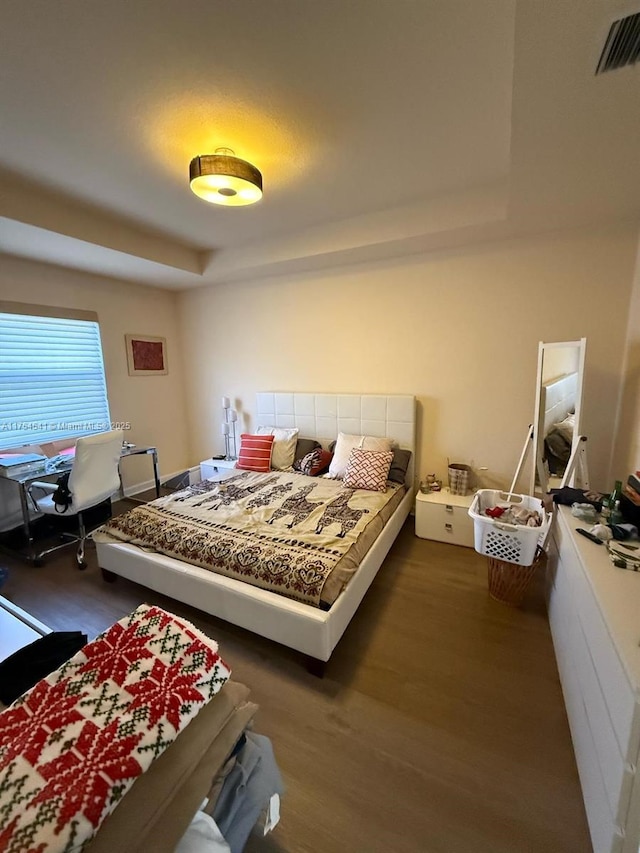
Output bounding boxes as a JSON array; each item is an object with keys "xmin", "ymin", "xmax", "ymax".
[
  {"xmin": 256, "ymin": 392, "xmax": 416, "ymax": 487},
  {"xmin": 540, "ymin": 373, "xmax": 578, "ymax": 437}
]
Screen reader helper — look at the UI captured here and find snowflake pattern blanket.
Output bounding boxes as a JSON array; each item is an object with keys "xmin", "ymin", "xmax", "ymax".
[
  {"xmin": 94, "ymin": 471, "xmax": 401, "ymax": 608},
  {"xmin": 0, "ymin": 604, "xmax": 230, "ymax": 853}
]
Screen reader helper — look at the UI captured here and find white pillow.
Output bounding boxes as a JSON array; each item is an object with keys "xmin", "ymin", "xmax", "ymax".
[
  {"xmin": 552, "ymin": 412, "xmax": 575, "ymax": 444},
  {"xmin": 256, "ymin": 426, "xmax": 299, "ymax": 470},
  {"xmin": 327, "ymin": 433, "xmax": 393, "ymax": 479}
]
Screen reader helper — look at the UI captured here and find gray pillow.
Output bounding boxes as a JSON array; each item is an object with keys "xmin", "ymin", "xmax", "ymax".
[
  {"xmin": 388, "ymin": 448, "xmax": 412, "ymax": 484},
  {"xmin": 293, "ymin": 438, "xmax": 321, "ymax": 463}
]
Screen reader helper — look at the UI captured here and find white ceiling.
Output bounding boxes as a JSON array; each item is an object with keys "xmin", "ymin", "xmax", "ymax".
[{"xmin": 0, "ymin": 0, "xmax": 638, "ymax": 289}]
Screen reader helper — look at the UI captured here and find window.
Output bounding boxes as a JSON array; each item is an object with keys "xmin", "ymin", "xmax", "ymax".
[{"xmin": 0, "ymin": 306, "xmax": 111, "ymax": 451}]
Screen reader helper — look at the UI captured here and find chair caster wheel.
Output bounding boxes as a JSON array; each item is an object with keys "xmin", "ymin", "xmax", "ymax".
[
  {"xmin": 32, "ymin": 559, "xmax": 44, "ymax": 567},
  {"xmin": 76, "ymin": 557, "xmax": 88, "ymax": 570}
]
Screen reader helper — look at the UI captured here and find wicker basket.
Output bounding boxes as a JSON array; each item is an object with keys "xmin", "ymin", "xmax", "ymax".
[{"xmin": 487, "ymin": 546, "xmax": 547, "ymax": 606}]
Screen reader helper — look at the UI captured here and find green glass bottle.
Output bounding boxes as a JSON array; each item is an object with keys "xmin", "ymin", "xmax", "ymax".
[
  {"xmin": 611, "ymin": 479, "xmax": 623, "ymax": 507},
  {"xmin": 611, "ymin": 500, "xmax": 624, "ymax": 526},
  {"xmin": 602, "ymin": 480, "xmax": 623, "ymax": 525}
]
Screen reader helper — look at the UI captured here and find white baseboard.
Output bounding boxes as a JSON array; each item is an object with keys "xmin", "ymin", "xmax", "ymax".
[{"xmin": 123, "ymin": 466, "xmax": 200, "ymax": 498}]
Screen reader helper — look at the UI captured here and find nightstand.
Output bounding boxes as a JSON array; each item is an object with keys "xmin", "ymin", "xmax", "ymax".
[
  {"xmin": 415, "ymin": 488, "xmax": 475, "ymax": 547},
  {"xmin": 199, "ymin": 457, "xmax": 239, "ymax": 482}
]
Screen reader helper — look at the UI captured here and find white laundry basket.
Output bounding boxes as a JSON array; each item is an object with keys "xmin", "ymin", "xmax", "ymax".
[{"xmin": 468, "ymin": 489, "xmax": 551, "ymax": 567}]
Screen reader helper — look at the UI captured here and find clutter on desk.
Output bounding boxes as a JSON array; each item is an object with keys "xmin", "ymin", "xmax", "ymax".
[
  {"xmin": 0, "ymin": 452, "xmax": 46, "ymax": 465},
  {"xmin": 624, "ymin": 474, "xmax": 640, "ymax": 506},
  {"xmin": 610, "ymin": 523, "xmax": 639, "ymax": 540},
  {"xmin": 587, "ymin": 523, "xmax": 613, "ymax": 542},
  {"xmin": 621, "ymin": 473, "xmax": 640, "ymax": 527},
  {"xmin": 0, "ymin": 453, "xmax": 47, "ymax": 478},
  {"xmin": 45, "ymin": 454, "xmax": 72, "ymax": 472},
  {"xmin": 419, "ymin": 473, "xmax": 442, "ymax": 493},
  {"xmin": 600, "ymin": 480, "xmax": 623, "ymax": 524},
  {"xmin": 549, "ymin": 486, "xmax": 603, "ymax": 510},
  {"xmin": 608, "ymin": 539, "xmax": 640, "ymax": 571},
  {"xmin": 571, "ymin": 503, "xmax": 599, "ymax": 522}
]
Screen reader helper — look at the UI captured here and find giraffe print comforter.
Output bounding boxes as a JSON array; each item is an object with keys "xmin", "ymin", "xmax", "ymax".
[{"xmin": 94, "ymin": 471, "xmax": 405, "ymax": 607}]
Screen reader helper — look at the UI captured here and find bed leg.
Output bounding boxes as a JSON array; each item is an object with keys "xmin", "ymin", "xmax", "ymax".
[
  {"xmin": 101, "ymin": 568, "xmax": 117, "ymax": 584},
  {"xmin": 306, "ymin": 657, "xmax": 327, "ymax": 678}
]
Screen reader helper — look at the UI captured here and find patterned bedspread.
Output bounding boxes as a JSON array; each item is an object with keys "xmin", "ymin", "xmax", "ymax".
[
  {"xmin": 94, "ymin": 471, "xmax": 403, "ymax": 607},
  {"xmin": 0, "ymin": 604, "xmax": 230, "ymax": 853}
]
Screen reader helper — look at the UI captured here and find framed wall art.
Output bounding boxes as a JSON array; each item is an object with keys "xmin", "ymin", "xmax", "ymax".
[{"xmin": 125, "ymin": 334, "xmax": 168, "ymax": 376}]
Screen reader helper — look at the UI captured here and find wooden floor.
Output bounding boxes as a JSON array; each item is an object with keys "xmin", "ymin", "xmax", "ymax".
[{"xmin": 0, "ymin": 506, "xmax": 592, "ymax": 853}]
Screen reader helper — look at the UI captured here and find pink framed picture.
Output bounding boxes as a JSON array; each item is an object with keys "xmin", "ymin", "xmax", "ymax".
[{"xmin": 125, "ymin": 334, "xmax": 168, "ymax": 376}]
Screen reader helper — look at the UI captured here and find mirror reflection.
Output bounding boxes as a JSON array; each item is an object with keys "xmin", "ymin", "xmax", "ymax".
[{"xmin": 531, "ymin": 338, "xmax": 587, "ymax": 495}]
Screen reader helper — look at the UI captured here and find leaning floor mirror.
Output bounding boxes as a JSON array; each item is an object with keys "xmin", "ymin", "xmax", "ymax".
[{"xmin": 530, "ymin": 338, "xmax": 587, "ymax": 496}]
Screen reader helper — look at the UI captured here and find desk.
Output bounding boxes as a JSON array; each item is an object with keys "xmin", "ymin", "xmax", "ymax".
[
  {"xmin": 0, "ymin": 445, "xmax": 160, "ymax": 564},
  {"xmin": 120, "ymin": 446, "xmax": 161, "ymax": 501}
]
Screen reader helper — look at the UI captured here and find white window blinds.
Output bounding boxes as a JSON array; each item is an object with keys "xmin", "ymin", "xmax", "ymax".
[{"xmin": 0, "ymin": 311, "xmax": 111, "ymax": 450}]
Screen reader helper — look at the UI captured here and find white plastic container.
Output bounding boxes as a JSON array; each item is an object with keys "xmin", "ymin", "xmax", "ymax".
[{"xmin": 468, "ymin": 489, "xmax": 551, "ymax": 566}]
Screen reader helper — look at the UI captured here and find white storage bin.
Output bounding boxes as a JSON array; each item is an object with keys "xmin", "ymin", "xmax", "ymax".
[{"xmin": 468, "ymin": 489, "xmax": 551, "ymax": 566}]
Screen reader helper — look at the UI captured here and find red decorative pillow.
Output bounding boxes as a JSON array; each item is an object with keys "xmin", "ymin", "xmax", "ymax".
[
  {"xmin": 343, "ymin": 448, "xmax": 393, "ymax": 492},
  {"xmin": 312, "ymin": 449, "xmax": 333, "ymax": 476},
  {"xmin": 293, "ymin": 448, "xmax": 333, "ymax": 477},
  {"xmin": 236, "ymin": 433, "xmax": 274, "ymax": 473}
]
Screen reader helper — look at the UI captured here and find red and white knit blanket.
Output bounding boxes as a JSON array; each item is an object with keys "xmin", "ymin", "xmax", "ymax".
[{"xmin": 0, "ymin": 604, "xmax": 230, "ymax": 853}]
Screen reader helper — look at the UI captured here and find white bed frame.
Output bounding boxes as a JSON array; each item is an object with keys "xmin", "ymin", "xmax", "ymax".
[{"xmin": 96, "ymin": 393, "xmax": 415, "ymax": 665}]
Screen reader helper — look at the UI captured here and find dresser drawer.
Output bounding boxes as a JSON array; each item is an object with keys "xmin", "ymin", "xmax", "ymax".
[
  {"xmin": 574, "ymin": 608, "xmax": 635, "ymax": 824},
  {"xmin": 415, "ymin": 491, "xmax": 474, "ymax": 547},
  {"xmin": 551, "ymin": 571, "xmax": 623, "ymax": 853},
  {"xmin": 560, "ymin": 529, "xmax": 637, "ymax": 761}
]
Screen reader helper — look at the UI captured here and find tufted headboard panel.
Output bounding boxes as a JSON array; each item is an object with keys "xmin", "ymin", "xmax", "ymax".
[
  {"xmin": 541, "ymin": 372, "xmax": 578, "ymax": 437},
  {"xmin": 256, "ymin": 392, "xmax": 416, "ymax": 488}
]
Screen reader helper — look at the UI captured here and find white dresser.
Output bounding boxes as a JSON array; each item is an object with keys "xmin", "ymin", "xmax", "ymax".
[
  {"xmin": 547, "ymin": 507, "xmax": 640, "ymax": 853},
  {"xmin": 415, "ymin": 488, "xmax": 474, "ymax": 547}
]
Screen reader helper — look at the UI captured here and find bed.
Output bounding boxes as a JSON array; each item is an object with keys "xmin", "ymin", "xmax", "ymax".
[
  {"xmin": 95, "ymin": 393, "xmax": 415, "ymax": 669},
  {"xmin": 537, "ymin": 373, "xmax": 578, "ymax": 477}
]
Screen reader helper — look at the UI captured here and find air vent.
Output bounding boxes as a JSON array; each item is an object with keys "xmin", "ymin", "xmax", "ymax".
[{"xmin": 596, "ymin": 12, "xmax": 640, "ymax": 73}]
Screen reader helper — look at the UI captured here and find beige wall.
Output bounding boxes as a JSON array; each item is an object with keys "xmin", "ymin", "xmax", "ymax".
[
  {"xmin": 541, "ymin": 345, "xmax": 580, "ymax": 384},
  {"xmin": 3, "ymin": 221, "xmax": 636, "ymax": 496},
  {"xmin": 179, "ymin": 222, "xmax": 639, "ymax": 493},
  {"xmin": 0, "ymin": 255, "xmax": 191, "ymax": 490},
  {"xmin": 613, "ymin": 234, "xmax": 640, "ymax": 478}
]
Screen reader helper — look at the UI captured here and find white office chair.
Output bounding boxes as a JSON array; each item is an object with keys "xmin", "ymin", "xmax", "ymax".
[{"xmin": 29, "ymin": 430, "xmax": 124, "ymax": 569}]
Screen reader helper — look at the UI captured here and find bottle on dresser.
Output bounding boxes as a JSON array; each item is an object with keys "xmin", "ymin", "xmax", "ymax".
[
  {"xmin": 601, "ymin": 479, "xmax": 623, "ymax": 525},
  {"xmin": 611, "ymin": 500, "xmax": 624, "ymax": 526}
]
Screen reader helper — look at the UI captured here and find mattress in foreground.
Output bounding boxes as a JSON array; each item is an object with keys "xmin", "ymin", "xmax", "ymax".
[
  {"xmin": 94, "ymin": 471, "xmax": 405, "ymax": 608},
  {"xmin": 0, "ymin": 604, "xmax": 230, "ymax": 853}
]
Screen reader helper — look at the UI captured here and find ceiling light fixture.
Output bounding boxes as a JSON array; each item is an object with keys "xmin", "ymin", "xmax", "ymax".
[{"xmin": 189, "ymin": 148, "xmax": 263, "ymax": 206}]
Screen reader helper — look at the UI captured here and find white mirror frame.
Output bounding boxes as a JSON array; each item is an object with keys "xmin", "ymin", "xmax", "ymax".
[{"xmin": 530, "ymin": 338, "xmax": 587, "ymax": 496}]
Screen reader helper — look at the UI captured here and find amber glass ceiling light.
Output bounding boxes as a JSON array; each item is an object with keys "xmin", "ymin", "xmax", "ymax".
[{"xmin": 189, "ymin": 148, "xmax": 263, "ymax": 206}]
